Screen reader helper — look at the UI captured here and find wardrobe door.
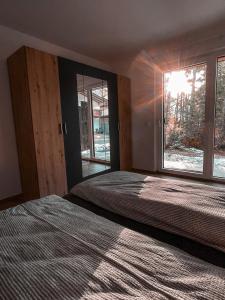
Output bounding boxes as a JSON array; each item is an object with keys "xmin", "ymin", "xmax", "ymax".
[
  {"xmin": 117, "ymin": 75, "xmax": 132, "ymax": 170},
  {"xmin": 8, "ymin": 47, "xmax": 67, "ymax": 200},
  {"xmin": 58, "ymin": 57, "xmax": 120, "ymax": 189},
  {"xmin": 26, "ymin": 48, "xmax": 67, "ymax": 197},
  {"xmin": 8, "ymin": 47, "xmax": 40, "ymax": 200}
]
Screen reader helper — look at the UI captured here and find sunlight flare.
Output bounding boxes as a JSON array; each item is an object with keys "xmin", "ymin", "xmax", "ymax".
[{"xmin": 165, "ymin": 70, "xmax": 191, "ymax": 97}]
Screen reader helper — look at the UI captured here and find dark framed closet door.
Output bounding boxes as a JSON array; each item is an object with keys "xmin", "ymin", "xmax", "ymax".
[{"xmin": 58, "ymin": 57, "xmax": 120, "ymax": 189}]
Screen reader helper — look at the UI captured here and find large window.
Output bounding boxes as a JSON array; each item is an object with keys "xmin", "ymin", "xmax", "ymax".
[
  {"xmin": 163, "ymin": 64, "xmax": 206, "ymax": 172},
  {"xmin": 162, "ymin": 56, "xmax": 225, "ymax": 180},
  {"xmin": 213, "ymin": 58, "xmax": 225, "ymax": 178}
]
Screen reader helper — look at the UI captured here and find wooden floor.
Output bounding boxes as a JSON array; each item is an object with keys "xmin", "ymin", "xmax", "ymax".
[{"xmin": 82, "ymin": 160, "xmax": 110, "ymax": 177}]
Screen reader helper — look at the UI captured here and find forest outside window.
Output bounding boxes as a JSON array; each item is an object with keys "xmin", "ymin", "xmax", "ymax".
[
  {"xmin": 213, "ymin": 57, "xmax": 225, "ymax": 178},
  {"xmin": 162, "ymin": 57, "xmax": 225, "ymax": 180},
  {"xmin": 163, "ymin": 64, "xmax": 207, "ymax": 173}
]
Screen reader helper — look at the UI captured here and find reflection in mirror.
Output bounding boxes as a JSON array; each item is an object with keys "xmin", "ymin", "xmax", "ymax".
[{"xmin": 77, "ymin": 74, "xmax": 111, "ymax": 177}]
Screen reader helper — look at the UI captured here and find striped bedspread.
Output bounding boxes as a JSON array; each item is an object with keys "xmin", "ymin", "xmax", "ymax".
[
  {"xmin": 0, "ymin": 195, "xmax": 225, "ymax": 299},
  {"xmin": 71, "ymin": 171, "xmax": 225, "ymax": 253}
]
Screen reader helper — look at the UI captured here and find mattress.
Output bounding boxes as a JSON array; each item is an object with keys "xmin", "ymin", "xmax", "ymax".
[
  {"xmin": 0, "ymin": 195, "xmax": 225, "ymax": 299},
  {"xmin": 65, "ymin": 194, "xmax": 225, "ymax": 268},
  {"xmin": 71, "ymin": 171, "xmax": 225, "ymax": 253}
]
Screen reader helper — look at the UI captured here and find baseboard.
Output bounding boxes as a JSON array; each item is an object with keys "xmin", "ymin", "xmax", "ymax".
[
  {"xmin": 0, "ymin": 193, "xmax": 24, "ymax": 211},
  {"xmin": 131, "ymin": 168, "xmax": 156, "ymax": 175}
]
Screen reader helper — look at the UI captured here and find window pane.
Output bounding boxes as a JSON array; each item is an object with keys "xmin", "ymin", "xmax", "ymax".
[
  {"xmin": 213, "ymin": 58, "xmax": 225, "ymax": 178},
  {"xmin": 91, "ymin": 85, "xmax": 110, "ymax": 162},
  {"xmin": 77, "ymin": 87, "xmax": 91, "ymax": 160},
  {"xmin": 163, "ymin": 64, "xmax": 207, "ymax": 172}
]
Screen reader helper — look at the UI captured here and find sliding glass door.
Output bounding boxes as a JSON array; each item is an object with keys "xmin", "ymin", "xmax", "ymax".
[
  {"xmin": 213, "ymin": 58, "xmax": 225, "ymax": 178},
  {"xmin": 163, "ymin": 64, "xmax": 207, "ymax": 173},
  {"xmin": 161, "ymin": 55, "xmax": 225, "ymax": 181}
]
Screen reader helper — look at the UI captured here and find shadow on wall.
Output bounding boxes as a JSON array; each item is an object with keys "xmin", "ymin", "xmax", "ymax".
[{"xmin": 116, "ymin": 50, "xmax": 164, "ymax": 172}]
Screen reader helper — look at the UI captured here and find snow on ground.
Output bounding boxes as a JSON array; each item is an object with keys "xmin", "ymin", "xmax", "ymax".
[
  {"xmin": 164, "ymin": 149, "xmax": 225, "ymax": 178},
  {"xmin": 82, "ymin": 142, "xmax": 225, "ymax": 179},
  {"xmin": 82, "ymin": 147, "xmax": 110, "ymax": 161},
  {"xmin": 213, "ymin": 155, "xmax": 225, "ymax": 178},
  {"xmin": 164, "ymin": 150, "xmax": 203, "ymax": 172},
  {"xmin": 81, "ymin": 133, "xmax": 110, "ymax": 161}
]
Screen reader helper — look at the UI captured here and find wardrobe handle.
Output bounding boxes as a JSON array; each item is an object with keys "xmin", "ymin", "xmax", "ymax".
[
  {"xmin": 59, "ymin": 123, "xmax": 68, "ymax": 135},
  {"xmin": 59, "ymin": 123, "xmax": 63, "ymax": 135}
]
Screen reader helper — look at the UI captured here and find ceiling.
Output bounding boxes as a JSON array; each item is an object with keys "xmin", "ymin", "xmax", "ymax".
[{"xmin": 1, "ymin": 0, "xmax": 225, "ymax": 63}]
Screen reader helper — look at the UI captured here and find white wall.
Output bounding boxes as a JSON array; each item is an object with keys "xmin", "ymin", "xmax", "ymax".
[
  {"xmin": 113, "ymin": 52, "xmax": 157, "ymax": 172},
  {"xmin": 0, "ymin": 25, "xmax": 112, "ymax": 200}
]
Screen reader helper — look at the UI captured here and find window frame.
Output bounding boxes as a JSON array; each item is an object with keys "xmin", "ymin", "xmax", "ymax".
[{"xmin": 156, "ymin": 51, "xmax": 225, "ymax": 182}]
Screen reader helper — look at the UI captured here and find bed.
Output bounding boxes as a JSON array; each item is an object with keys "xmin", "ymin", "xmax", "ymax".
[
  {"xmin": 71, "ymin": 171, "xmax": 225, "ymax": 254},
  {"xmin": 0, "ymin": 173, "xmax": 225, "ymax": 299}
]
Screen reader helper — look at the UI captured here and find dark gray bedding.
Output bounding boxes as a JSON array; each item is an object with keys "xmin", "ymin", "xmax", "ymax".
[
  {"xmin": 0, "ymin": 195, "xmax": 225, "ymax": 299},
  {"xmin": 71, "ymin": 171, "xmax": 225, "ymax": 253}
]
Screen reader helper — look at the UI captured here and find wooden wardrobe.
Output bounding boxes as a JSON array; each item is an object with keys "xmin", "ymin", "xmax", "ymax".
[
  {"xmin": 8, "ymin": 47, "xmax": 67, "ymax": 200},
  {"xmin": 117, "ymin": 75, "xmax": 132, "ymax": 171},
  {"xmin": 8, "ymin": 46, "xmax": 131, "ymax": 200}
]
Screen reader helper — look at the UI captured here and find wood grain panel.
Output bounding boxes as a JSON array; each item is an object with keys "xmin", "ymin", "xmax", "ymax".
[
  {"xmin": 26, "ymin": 47, "xmax": 67, "ymax": 197},
  {"xmin": 117, "ymin": 75, "xmax": 132, "ymax": 170},
  {"xmin": 7, "ymin": 47, "xmax": 40, "ymax": 200}
]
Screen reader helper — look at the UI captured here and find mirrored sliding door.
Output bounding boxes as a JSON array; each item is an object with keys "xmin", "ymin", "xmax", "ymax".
[
  {"xmin": 77, "ymin": 75, "xmax": 110, "ymax": 177},
  {"xmin": 58, "ymin": 57, "xmax": 119, "ymax": 189}
]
